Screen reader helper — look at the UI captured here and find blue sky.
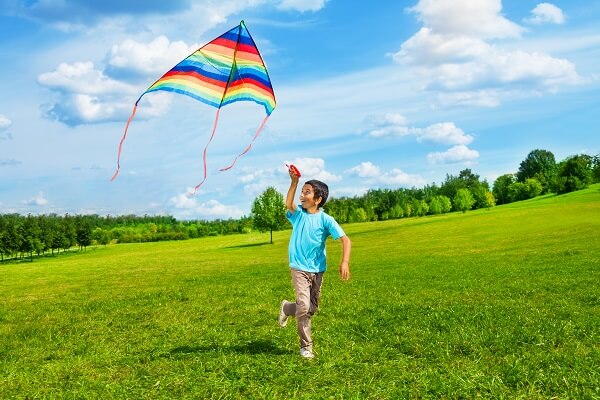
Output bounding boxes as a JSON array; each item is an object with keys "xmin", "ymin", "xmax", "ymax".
[{"xmin": 0, "ymin": 0, "xmax": 598, "ymax": 219}]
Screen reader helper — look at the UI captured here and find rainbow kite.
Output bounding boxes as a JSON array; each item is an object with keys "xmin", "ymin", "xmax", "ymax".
[{"xmin": 111, "ymin": 20, "xmax": 276, "ymax": 192}]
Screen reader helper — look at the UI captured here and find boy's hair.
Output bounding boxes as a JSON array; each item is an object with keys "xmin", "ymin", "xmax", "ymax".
[{"xmin": 305, "ymin": 180, "xmax": 329, "ymax": 209}]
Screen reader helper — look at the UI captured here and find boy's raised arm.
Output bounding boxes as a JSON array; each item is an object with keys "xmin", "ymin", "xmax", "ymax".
[{"xmin": 286, "ymin": 167, "xmax": 299, "ymax": 214}]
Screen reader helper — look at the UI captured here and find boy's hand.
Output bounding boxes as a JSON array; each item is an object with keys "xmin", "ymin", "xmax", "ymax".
[
  {"xmin": 339, "ymin": 261, "xmax": 350, "ymax": 281},
  {"xmin": 288, "ymin": 165, "xmax": 300, "ymax": 182}
]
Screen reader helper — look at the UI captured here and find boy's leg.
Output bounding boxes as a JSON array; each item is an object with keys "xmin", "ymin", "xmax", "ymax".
[
  {"xmin": 309, "ymin": 272, "xmax": 324, "ymax": 316},
  {"xmin": 289, "ymin": 269, "xmax": 314, "ymax": 351}
]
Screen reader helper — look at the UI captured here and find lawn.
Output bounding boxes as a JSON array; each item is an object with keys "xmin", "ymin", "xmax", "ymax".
[{"xmin": 1, "ymin": 185, "xmax": 599, "ymax": 399}]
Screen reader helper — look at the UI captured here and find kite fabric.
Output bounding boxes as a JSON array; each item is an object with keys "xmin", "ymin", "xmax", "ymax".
[{"xmin": 111, "ymin": 20, "xmax": 276, "ymax": 193}]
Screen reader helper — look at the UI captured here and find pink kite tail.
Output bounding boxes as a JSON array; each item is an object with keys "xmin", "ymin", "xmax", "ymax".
[
  {"xmin": 219, "ymin": 114, "xmax": 270, "ymax": 172},
  {"xmin": 190, "ymin": 108, "xmax": 222, "ymax": 194},
  {"xmin": 111, "ymin": 103, "xmax": 139, "ymax": 181}
]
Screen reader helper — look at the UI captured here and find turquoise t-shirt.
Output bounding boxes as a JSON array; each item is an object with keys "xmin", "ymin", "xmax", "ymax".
[{"xmin": 286, "ymin": 206, "xmax": 345, "ymax": 273}]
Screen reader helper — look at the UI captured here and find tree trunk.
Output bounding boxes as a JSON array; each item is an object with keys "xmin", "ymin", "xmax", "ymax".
[{"xmin": 270, "ymin": 229, "xmax": 273, "ymax": 244}]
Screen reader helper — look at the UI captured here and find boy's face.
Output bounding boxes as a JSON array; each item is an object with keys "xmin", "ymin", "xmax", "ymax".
[{"xmin": 299, "ymin": 183, "xmax": 322, "ymax": 210}]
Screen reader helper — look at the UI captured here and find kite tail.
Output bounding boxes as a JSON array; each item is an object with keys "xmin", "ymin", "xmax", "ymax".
[
  {"xmin": 219, "ymin": 114, "xmax": 270, "ymax": 172},
  {"xmin": 111, "ymin": 102, "xmax": 139, "ymax": 181},
  {"xmin": 190, "ymin": 108, "xmax": 221, "ymax": 195}
]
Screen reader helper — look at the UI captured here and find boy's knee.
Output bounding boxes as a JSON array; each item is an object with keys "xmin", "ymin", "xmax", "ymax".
[{"xmin": 295, "ymin": 301, "xmax": 310, "ymax": 318}]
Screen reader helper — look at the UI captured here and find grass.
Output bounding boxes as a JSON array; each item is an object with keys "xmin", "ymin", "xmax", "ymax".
[{"xmin": 1, "ymin": 185, "xmax": 599, "ymax": 399}]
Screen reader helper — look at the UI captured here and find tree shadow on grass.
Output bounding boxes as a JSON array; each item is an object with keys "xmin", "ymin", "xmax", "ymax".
[
  {"xmin": 169, "ymin": 339, "xmax": 288, "ymax": 356},
  {"xmin": 224, "ymin": 242, "xmax": 271, "ymax": 249}
]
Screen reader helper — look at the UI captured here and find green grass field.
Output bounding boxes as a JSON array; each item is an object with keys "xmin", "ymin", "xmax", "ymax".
[{"xmin": 1, "ymin": 185, "xmax": 599, "ymax": 399}]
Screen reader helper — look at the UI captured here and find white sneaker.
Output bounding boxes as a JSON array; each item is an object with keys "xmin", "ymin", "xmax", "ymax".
[
  {"xmin": 300, "ymin": 347, "xmax": 315, "ymax": 359},
  {"xmin": 278, "ymin": 300, "xmax": 289, "ymax": 327}
]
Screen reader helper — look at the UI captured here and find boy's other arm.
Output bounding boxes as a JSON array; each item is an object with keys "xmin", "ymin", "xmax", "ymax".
[
  {"xmin": 339, "ymin": 235, "xmax": 351, "ymax": 281},
  {"xmin": 286, "ymin": 168, "xmax": 299, "ymax": 214}
]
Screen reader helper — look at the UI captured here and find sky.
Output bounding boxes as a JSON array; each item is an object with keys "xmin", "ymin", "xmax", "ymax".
[{"xmin": 0, "ymin": 0, "xmax": 598, "ymax": 220}]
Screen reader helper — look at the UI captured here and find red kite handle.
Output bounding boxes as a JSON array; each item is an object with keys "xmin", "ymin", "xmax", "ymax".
[{"xmin": 286, "ymin": 163, "xmax": 301, "ymax": 177}]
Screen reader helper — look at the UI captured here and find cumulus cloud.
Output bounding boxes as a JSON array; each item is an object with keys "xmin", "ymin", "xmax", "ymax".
[
  {"xmin": 427, "ymin": 145, "xmax": 479, "ymax": 164},
  {"xmin": 347, "ymin": 162, "xmax": 426, "ymax": 188},
  {"xmin": 284, "ymin": 158, "xmax": 341, "ymax": 182},
  {"xmin": 107, "ymin": 36, "xmax": 197, "ymax": 78},
  {"xmin": 0, "ymin": 114, "xmax": 11, "ymax": 130},
  {"xmin": 525, "ymin": 3, "xmax": 565, "ymax": 25},
  {"xmin": 415, "ymin": 122, "xmax": 474, "ymax": 145},
  {"xmin": 365, "ymin": 113, "xmax": 410, "ymax": 138},
  {"xmin": 24, "ymin": 192, "xmax": 48, "ymax": 207},
  {"xmin": 409, "ymin": 0, "xmax": 523, "ymax": 39},
  {"xmin": 365, "ymin": 114, "xmax": 474, "ymax": 146},
  {"xmin": 38, "ymin": 62, "xmax": 135, "ymax": 95},
  {"xmin": 170, "ymin": 193, "xmax": 244, "ymax": 219},
  {"xmin": 38, "ymin": 61, "xmax": 172, "ymax": 125},
  {"xmin": 0, "ymin": 114, "xmax": 12, "ymax": 140},
  {"xmin": 348, "ymin": 162, "xmax": 381, "ymax": 178},
  {"xmin": 394, "ymin": 0, "xmax": 580, "ymax": 107},
  {"xmin": 278, "ymin": 0, "xmax": 328, "ymax": 12}
]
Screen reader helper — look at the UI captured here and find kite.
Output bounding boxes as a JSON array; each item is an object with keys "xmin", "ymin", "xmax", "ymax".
[{"xmin": 111, "ymin": 20, "xmax": 276, "ymax": 193}]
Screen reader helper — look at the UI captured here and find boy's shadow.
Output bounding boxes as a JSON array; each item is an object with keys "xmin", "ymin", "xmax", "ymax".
[{"xmin": 169, "ymin": 339, "xmax": 288, "ymax": 356}]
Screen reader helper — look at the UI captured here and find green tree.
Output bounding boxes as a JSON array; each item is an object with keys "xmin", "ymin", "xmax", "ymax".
[
  {"xmin": 554, "ymin": 154, "xmax": 594, "ymax": 194},
  {"xmin": 251, "ymin": 187, "xmax": 288, "ymax": 244},
  {"xmin": 516, "ymin": 149, "xmax": 556, "ymax": 193},
  {"xmin": 592, "ymin": 154, "xmax": 600, "ymax": 183},
  {"xmin": 428, "ymin": 197, "xmax": 442, "ymax": 215},
  {"xmin": 454, "ymin": 189, "xmax": 475, "ymax": 213},
  {"xmin": 76, "ymin": 219, "xmax": 93, "ymax": 251},
  {"xmin": 493, "ymin": 174, "xmax": 515, "ymax": 205}
]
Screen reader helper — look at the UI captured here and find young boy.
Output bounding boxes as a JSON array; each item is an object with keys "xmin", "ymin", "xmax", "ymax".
[{"xmin": 278, "ymin": 165, "xmax": 351, "ymax": 359}]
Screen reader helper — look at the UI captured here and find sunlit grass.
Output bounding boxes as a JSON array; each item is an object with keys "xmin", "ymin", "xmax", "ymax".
[{"xmin": 1, "ymin": 185, "xmax": 599, "ymax": 398}]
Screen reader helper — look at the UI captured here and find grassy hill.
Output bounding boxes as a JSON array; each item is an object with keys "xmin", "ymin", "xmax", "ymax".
[{"xmin": 1, "ymin": 185, "xmax": 599, "ymax": 399}]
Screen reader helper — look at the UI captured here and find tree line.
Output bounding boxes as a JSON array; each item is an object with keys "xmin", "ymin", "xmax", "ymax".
[
  {"xmin": 0, "ymin": 214, "xmax": 252, "ymax": 261},
  {"xmin": 322, "ymin": 150, "xmax": 599, "ymax": 224},
  {"xmin": 2, "ymin": 149, "xmax": 598, "ymax": 259}
]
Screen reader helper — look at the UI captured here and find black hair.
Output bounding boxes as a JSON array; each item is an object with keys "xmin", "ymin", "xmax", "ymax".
[{"xmin": 305, "ymin": 180, "xmax": 329, "ymax": 209}]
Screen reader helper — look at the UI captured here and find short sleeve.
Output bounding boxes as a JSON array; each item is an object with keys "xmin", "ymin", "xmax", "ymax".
[{"xmin": 324, "ymin": 214, "xmax": 345, "ymax": 240}]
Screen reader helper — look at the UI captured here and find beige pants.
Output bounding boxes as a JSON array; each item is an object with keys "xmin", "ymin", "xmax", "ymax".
[{"xmin": 283, "ymin": 269, "xmax": 324, "ymax": 352}]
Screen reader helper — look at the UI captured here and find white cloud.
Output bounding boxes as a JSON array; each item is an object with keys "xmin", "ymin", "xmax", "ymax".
[
  {"xmin": 38, "ymin": 60, "xmax": 173, "ymax": 125},
  {"xmin": 366, "ymin": 113, "xmax": 410, "ymax": 138},
  {"xmin": 427, "ymin": 145, "xmax": 479, "ymax": 164},
  {"xmin": 408, "ymin": 0, "xmax": 523, "ymax": 39},
  {"xmin": 38, "ymin": 62, "xmax": 135, "ymax": 95},
  {"xmin": 348, "ymin": 162, "xmax": 381, "ymax": 178},
  {"xmin": 394, "ymin": 0, "xmax": 580, "ymax": 106},
  {"xmin": 170, "ymin": 193, "xmax": 244, "ymax": 219},
  {"xmin": 347, "ymin": 161, "xmax": 426, "ymax": 188},
  {"xmin": 415, "ymin": 122, "xmax": 473, "ymax": 145},
  {"xmin": 379, "ymin": 169, "xmax": 427, "ymax": 187},
  {"xmin": 525, "ymin": 3, "xmax": 565, "ymax": 25},
  {"xmin": 24, "ymin": 192, "xmax": 48, "ymax": 207},
  {"xmin": 365, "ymin": 114, "xmax": 474, "ymax": 146},
  {"xmin": 436, "ymin": 90, "xmax": 500, "ymax": 108},
  {"xmin": 285, "ymin": 158, "xmax": 341, "ymax": 182},
  {"xmin": 278, "ymin": 0, "xmax": 328, "ymax": 12},
  {"xmin": 107, "ymin": 36, "xmax": 197, "ymax": 77},
  {"xmin": 0, "ymin": 114, "xmax": 11, "ymax": 131}
]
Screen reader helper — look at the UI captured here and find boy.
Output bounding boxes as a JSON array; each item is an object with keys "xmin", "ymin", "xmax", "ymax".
[{"xmin": 278, "ymin": 165, "xmax": 351, "ymax": 359}]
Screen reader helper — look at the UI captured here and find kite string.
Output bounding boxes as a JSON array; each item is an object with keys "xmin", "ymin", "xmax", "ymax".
[
  {"xmin": 190, "ymin": 108, "xmax": 221, "ymax": 195},
  {"xmin": 219, "ymin": 114, "xmax": 270, "ymax": 172},
  {"xmin": 111, "ymin": 102, "xmax": 139, "ymax": 181}
]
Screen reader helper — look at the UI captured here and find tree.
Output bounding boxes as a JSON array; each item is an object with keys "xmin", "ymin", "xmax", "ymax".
[
  {"xmin": 493, "ymin": 174, "xmax": 515, "ymax": 205},
  {"xmin": 251, "ymin": 187, "xmax": 288, "ymax": 244},
  {"xmin": 76, "ymin": 219, "xmax": 93, "ymax": 251},
  {"xmin": 554, "ymin": 154, "xmax": 593, "ymax": 194},
  {"xmin": 516, "ymin": 149, "xmax": 556, "ymax": 193},
  {"xmin": 454, "ymin": 189, "xmax": 475, "ymax": 213}
]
